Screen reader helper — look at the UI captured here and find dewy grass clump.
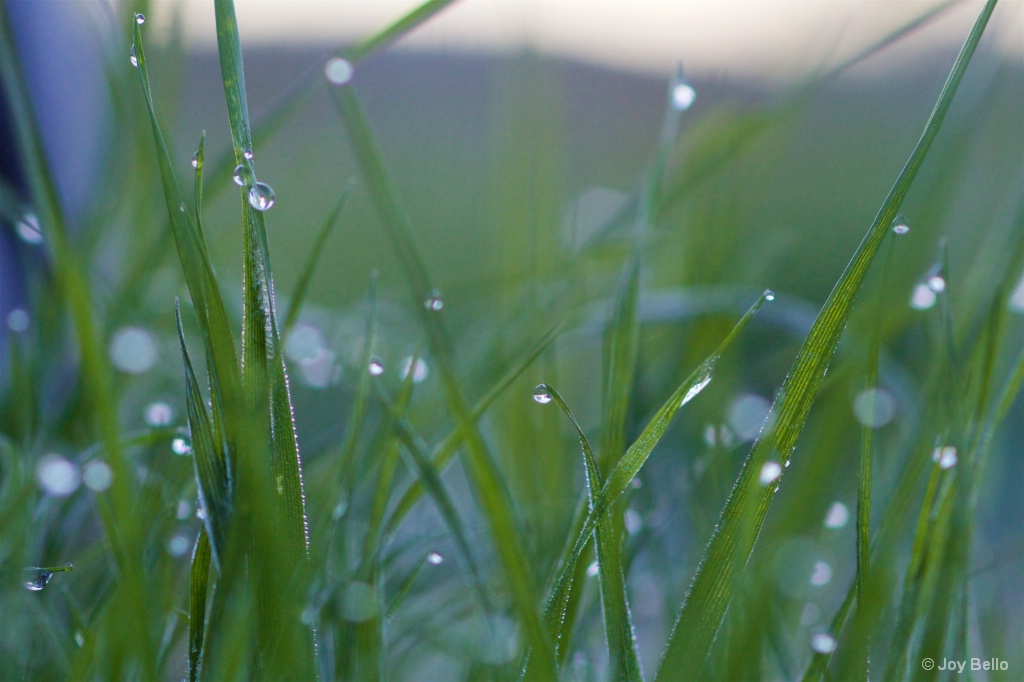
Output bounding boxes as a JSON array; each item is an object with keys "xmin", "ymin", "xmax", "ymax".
[{"xmin": 0, "ymin": 0, "xmax": 1020, "ymax": 679}]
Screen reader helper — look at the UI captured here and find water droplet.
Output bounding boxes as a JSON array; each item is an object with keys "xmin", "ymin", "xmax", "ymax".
[
  {"xmin": 232, "ymin": 163, "xmax": 254, "ymax": 187},
  {"xmin": 671, "ymin": 82, "xmax": 696, "ymax": 111},
  {"xmin": 681, "ymin": 370, "xmax": 712, "ymax": 407},
  {"xmin": 426, "ymin": 551, "xmax": 444, "ymax": 565},
  {"xmin": 196, "ymin": 504, "xmax": 208, "ymax": 521},
  {"xmin": 809, "ymin": 560, "xmax": 832, "ymax": 586},
  {"xmin": 852, "ymin": 387, "xmax": 897, "ymax": 428},
  {"xmin": 423, "ymin": 289, "xmax": 444, "ymax": 311},
  {"xmin": 144, "ymin": 401, "xmax": 174, "ymax": 426},
  {"xmin": 932, "ymin": 445, "xmax": 957, "ymax": 469},
  {"xmin": 823, "ymin": 502, "xmax": 849, "ymax": 529},
  {"xmin": 74, "ymin": 631, "xmax": 84, "ymax": 647},
  {"xmin": 331, "ymin": 499, "xmax": 348, "ymax": 520},
  {"xmin": 342, "ymin": 582, "xmax": 380, "ymax": 622},
  {"xmin": 891, "ymin": 214, "xmax": 910, "ymax": 235},
  {"xmin": 624, "ymin": 508, "xmax": 642, "ymax": 535},
  {"xmin": 630, "ymin": 477, "xmax": 642, "ymax": 489},
  {"xmin": 400, "ymin": 356, "xmax": 429, "ymax": 383},
  {"xmin": 7, "ymin": 308, "xmax": 29, "ymax": 332},
  {"xmin": 247, "ymin": 182, "xmax": 275, "ymax": 211},
  {"xmin": 135, "ymin": 12, "xmax": 145, "ymax": 25},
  {"xmin": 810, "ymin": 632, "xmax": 836, "ymax": 654},
  {"xmin": 129, "ymin": 44, "xmax": 138, "ymax": 68},
  {"xmin": 759, "ymin": 460, "xmax": 782, "ymax": 486},
  {"xmin": 1009, "ymin": 272, "xmax": 1024, "ymax": 312},
  {"xmin": 83, "ymin": 460, "xmax": 113, "ymax": 492},
  {"xmin": 727, "ymin": 393, "xmax": 771, "ymax": 442},
  {"xmin": 764, "ymin": 289, "xmax": 776, "ymax": 302},
  {"xmin": 191, "ymin": 151, "xmax": 200, "ymax": 169},
  {"xmin": 532, "ymin": 384, "xmax": 552, "ymax": 404},
  {"xmin": 15, "ymin": 212, "xmax": 43, "ymax": 244},
  {"xmin": 176, "ymin": 499, "xmax": 192, "ymax": 520},
  {"xmin": 242, "ymin": 148, "xmax": 254, "ymax": 161},
  {"xmin": 368, "ymin": 356, "xmax": 385, "ymax": 376},
  {"xmin": 24, "ymin": 569, "xmax": 52, "ymax": 591},
  {"xmin": 586, "ymin": 561, "xmax": 599, "ymax": 577},
  {"xmin": 109, "ymin": 326, "xmax": 159, "ymax": 374},
  {"xmin": 171, "ymin": 437, "xmax": 192, "ymax": 456},
  {"xmin": 910, "ymin": 283, "xmax": 937, "ymax": 310},
  {"xmin": 167, "ymin": 534, "xmax": 190, "ymax": 557},
  {"xmin": 36, "ymin": 454, "xmax": 81, "ymax": 497},
  {"xmin": 324, "ymin": 57, "xmax": 354, "ymax": 85},
  {"xmin": 926, "ymin": 274, "xmax": 946, "ymax": 293}
]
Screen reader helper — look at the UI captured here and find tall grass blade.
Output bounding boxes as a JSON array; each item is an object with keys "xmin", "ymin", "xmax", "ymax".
[
  {"xmin": 188, "ymin": 528, "xmax": 212, "ymax": 682},
  {"xmin": 656, "ymin": 1, "xmax": 998, "ymax": 673}
]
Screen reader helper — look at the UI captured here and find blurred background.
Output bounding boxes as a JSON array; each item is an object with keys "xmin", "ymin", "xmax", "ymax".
[{"xmin": 0, "ymin": 0, "xmax": 1021, "ymax": 678}]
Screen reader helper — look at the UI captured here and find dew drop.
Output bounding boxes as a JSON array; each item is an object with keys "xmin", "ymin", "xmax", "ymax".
[
  {"xmin": 135, "ymin": 12, "xmax": 145, "ymax": 25},
  {"xmin": 423, "ymin": 289, "xmax": 444, "ymax": 311},
  {"xmin": 400, "ymin": 356, "xmax": 429, "ymax": 383},
  {"xmin": 242, "ymin": 148, "xmax": 254, "ymax": 161},
  {"xmin": 759, "ymin": 460, "xmax": 782, "ymax": 486},
  {"xmin": 191, "ymin": 151, "xmax": 200, "ymax": 169},
  {"xmin": 324, "ymin": 57, "xmax": 354, "ymax": 85},
  {"xmin": 7, "ymin": 308, "xmax": 30, "ymax": 332},
  {"xmin": 624, "ymin": 508, "xmax": 642, "ymax": 535},
  {"xmin": 37, "ymin": 454, "xmax": 81, "ymax": 497},
  {"xmin": 852, "ymin": 387, "xmax": 897, "ymax": 428},
  {"xmin": 129, "ymin": 44, "xmax": 138, "ymax": 68},
  {"xmin": 671, "ymin": 82, "xmax": 697, "ymax": 111},
  {"xmin": 167, "ymin": 534, "xmax": 190, "ymax": 557},
  {"xmin": 24, "ymin": 570, "xmax": 51, "ymax": 591},
  {"xmin": 196, "ymin": 504, "xmax": 208, "ymax": 521},
  {"xmin": 74, "ymin": 631, "xmax": 84, "ymax": 647},
  {"xmin": 823, "ymin": 501, "xmax": 849, "ymax": 529},
  {"xmin": 810, "ymin": 633, "xmax": 836, "ymax": 654},
  {"xmin": 232, "ymin": 163, "xmax": 254, "ymax": 187},
  {"xmin": 586, "ymin": 561, "xmax": 599, "ymax": 577},
  {"xmin": 932, "ymin": 445, "xmax": 957, "ymax": 469},
  {"xmin": 368, "ymin": 356, "xmax": 384, "ymax": 376},
  {"xmin": 83, "ymin": 460, "xmax": 113, "ymax": 492},
  {"xmin": 15, "ymin": 212, "xmax": 43, "ymax": 244},
  {"xmin": 426, "ymin": 551, "xmax": 444, "ymax": 565},
  {"xmin": 532, "ymin": 384, "xmax": 552, "ymax": 404},
  {"xmin": 176, "ymin": 499, "xmax": 192, "ymax": 520},
  {"xmin": 809, "ymin": 560, "xmax": 832, "ymax": 586},
  {"xmin": 109, "ymin": 326, "xmax": 159, "ymax": 374},
  {"xmin": 926, "ymin": 274, "xmax": 946, "ymax": 293},
  {"xmin": 247, "ymin": 182, "xmax": 276, "ymax": 211},
  {"xmin": 891, "ymin": 214, "xmax": 910, "ymax": 235},
  {"xmin": 764, "ymin": 289, "xmax": 776, "ymax": 302},
  {"xmin": 681, "ymin": 370, "xmax": 712, "ymax": 407},
  {"xmin": 910, "ymin": 283, "xmax": 937, "ymax": 310},
  {"xmin": 171, "ymin": 437, "xmax": 192, "ymax": 456},
  {"xmin": 144, "ymin": 401, "xmax": 174, "ymax": 426}
]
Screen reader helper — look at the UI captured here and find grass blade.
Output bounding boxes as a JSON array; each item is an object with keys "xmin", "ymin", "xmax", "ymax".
[
  {"xmin": 188, "ymin": 528, "xmax": 212, "ymax": 682},
  {"xmin": 656, "ymin": 1, "xmax": 998, "ymax": 674}
]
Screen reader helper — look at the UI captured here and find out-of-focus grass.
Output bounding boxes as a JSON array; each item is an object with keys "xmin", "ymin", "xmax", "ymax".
[{"xmin": 0, "ymin": 0, "xmax": 1021, "ymax": 679}]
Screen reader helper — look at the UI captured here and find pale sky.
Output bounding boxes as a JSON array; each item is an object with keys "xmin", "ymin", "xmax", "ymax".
[{"xmin": 148, "ymin": 1, "xmax": 1022, "ymax": 80}]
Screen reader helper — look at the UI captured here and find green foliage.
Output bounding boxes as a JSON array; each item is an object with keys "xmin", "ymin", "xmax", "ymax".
[{"xmin": 0, "ymin": 1, "xmax": 1020, "ymax": 680}]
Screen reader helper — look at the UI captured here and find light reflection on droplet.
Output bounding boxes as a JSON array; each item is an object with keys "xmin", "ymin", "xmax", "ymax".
[
  {"xmin": 891, "ymin": 214, "xmax": 910, "ymax": 235},
  {"xmin": 759, "ymin": 460, "xmax": 782, "ymax": 486},
  {"xmin": 109, "ymin": 326, "xmax": 159, "ymax": 374},
  {"xmin": 910, "ymin": 283, "xmax": 937, "ymax": 310},
  {"xmin": 671, "ymin": 82, "xmax": 696, "ymax": 111},
  {"xmin": 7, "ymin": 308, "xmax": 29, "ymax": 332},
  {"xmin": 167, "ymin": 534, "xmax": 190, "ymax": 557},
  {"xmin": 248, "ymin": 182, "xmax": 275, "ymax": 211},
  {"xmin": 15, "ymin": 212, "xmax": 43, "ymax": 244},
  {"xmin": 811, "ymin": 633, "xmax": 837, "ymax": 654},
  {"xmin": 171, "ymin": 437, "xmax": 192, "ymax": 456},
  {"xmin": 324, "ymin": 57, "xmax": 354, "ymax": 85},
  {"xmin": 932, "ymin": 445, "xmax": 957, "ymax": 469},
  {"xmin": 144, "ymin": 401, "xmax": 174, "ymax": 426},
  {"xmin": 586, "ymin": 561, "xmax": 599, "ymax": 577},
  {"xmin": 135, "ymin": 12, "xmax": 145, "ymax": 25},
  {"xmin": 400, "ymin": 356, "xmax": 429, "ymax": 383},
  {"xmin": 242, "ymin": 148, "xmax": 254, "ymax": 161},
  {"xmin": 764, "ymin": 289, "xmax": 776, "ymax": 302},
  {"xmin": 37, "ymin": 454, "xmax": 81, "ymax": 497},
  {"xmin": 533, "ymin": 384, "xmax": 552, "ymax": 404},
  {"xmin": 191, "ymin": 151, "xmax": 200, "ymax": 169},
  {"xmin": 368, "ymin": 356, "xmax": 385, "ymax": 376},
  {"xmin": 129, "ymin": 44, "xmax": 138, "ymax": 68},
  {"xmin": 82, "ymin": 460, "xmax": 113, "ymax": 492},
  {"xmin": 232, "ymin": 163, "xmax": 253, "ymax": 187},
  {"xmin": 809, "ymin": 560, "xmax": 832, "ymax": 586},
  {"xmin": 681, "ymin": 371, "xmax": 712, "ymax": 407},
  {"xmin": 926, "ymin": 275, "xmax": 946, "ymax": 293},
  {"xmin": 423, "ymin": 289, "xmax": 444, "ymax": 312},
  {"xmin": 852, "ymin": 387, "xmax": 897, "ymax": 428},
  {"xmin": 823, "ymin": 502, "xmax": 849, "ymax": 529},
  {"xmin": 426, "ymin": 551, "xmax": 444, "ymax": 565}
]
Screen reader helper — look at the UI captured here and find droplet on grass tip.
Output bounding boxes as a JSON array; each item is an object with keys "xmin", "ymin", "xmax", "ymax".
[
  {"xmin": 15, "ymin": 212, "xmax": 43, "ymax": 244},
  {"xmin": 910, "ymin": 283, "xmax": 937, "ymax": 310},
  {"xmin": 891, "ymin": 214, "xmax": 910, "ymax": 235},
  {"xmin": 24, "ymin": 569, "xmax": 52, "ymax": 592},
  {"xmin": 426, "ymin": 551, "xmax": 444, "ymax": 565},
  {"xmin": 247, "ymin": 182, "xmax": 276, "ymax": 211},
  {"xmin": 532, "ymin": 384, "xmax": 552, "ymax": 404},
  {"xmin": 368, "ymin": 356, "xmax": 384, "ymax": 376},
  {"xmin": 423, "ymin": 289, "xmax": 444, "ymax": 311},
  {"xmin": 135, "ymin": 12, "xmax": 145, "ymax": 25},
  {"xmin": 764, "ymin": 289, "xmax": 775, "ymax": 302},
  {"xmin": 7, "ymin": 308, "xmax": 29, "ymax": 332},
  {"xmin": 324, "ymin": 57, "xmax": 354, "ymax": 85},
  {"xmin": 232, "ymin": 163, "xmax": 254, "ymax": 187},
  {"xmin": 671, "ymin": 82, "xmax": 696, "ymax": 111},
  {"xmin": 191, "ymin": 151, "xmax": 200, "ymax": 169},
  {"xmin": 932, "ymin": 445, "xmax": 957, "ymax": 469},
  {"xmin": 823, "ymin": 501, "xmax": 849, "ymax": 529},
  {"xmin": 171, "ymin": 437, "xmax": 192, "ymax": 456},
  {"xmin": 759, "ymin": 460, "xmax": 782, "ymax": 485},
  {"xmin": 129, "ymin": 44, "xmax": 138, "ymax": 68},
  {"xmin": 810, "ymin": 633, "xmax": 836, "ymax": 654}
]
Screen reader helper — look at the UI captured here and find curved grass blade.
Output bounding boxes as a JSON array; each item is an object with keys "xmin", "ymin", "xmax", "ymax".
[
  {"xmin": 189, "ymin": 528, "xmax": 212, "ymax": 682},
  {"xmin": 656, "ymin": 2, "xmax": 998, "ymax": 674},
  {"xmin": 541, "ymin": 384, "xmax": 642, "ymax": 681},
  {"xmin": 333, "ymin": 85, "xmax": 557, "ymax": 675},
  {"xmin": 544, "ymin": 291, "xmax": 772, "ymax": 640},
  {"xmin": 282, "ymin": 179, "xmax": 356, "ymax": 338}
]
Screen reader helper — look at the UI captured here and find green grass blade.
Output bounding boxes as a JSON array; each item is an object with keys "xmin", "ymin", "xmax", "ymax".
[
  {"xmin": 188, "ymin": 528, "xmax": 212, "ymax": 682},
  {"xmin": 333, "ymin": 85, "xmax": 557, "ymax": 675},
  {"xmin": 282, "ymin": 179, "xmax": 355, "ymax": 338},
  {"xmin": 657, "ymin": 2, "xmax": 998, "ymax": 673},
  {"xmin": 541, "ymin": 384, "xmax": 643, "ymax": 681},
  {"xmin": 544, "ymin": 291, "xmax": 771, "ymax": 638}
]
